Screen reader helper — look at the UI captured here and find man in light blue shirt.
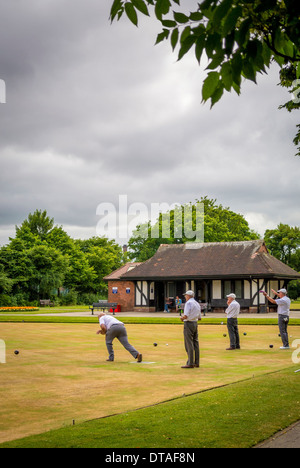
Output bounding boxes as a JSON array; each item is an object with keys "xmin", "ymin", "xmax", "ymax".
[{"xmin": 262, "ymin": 288, "xmax": 291, "ymax": 349}]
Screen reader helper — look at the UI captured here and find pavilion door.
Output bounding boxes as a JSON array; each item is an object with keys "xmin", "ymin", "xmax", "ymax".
[
  {"xmin": 196, "ymin": 280, "xmax": 211, "ymax": 303},
  {"xmin": 176, "ymin": 281, "xmax": 185, "ymax": 298},
  {"xmin": 155, "ymin": 282, "xmax": 165, "ymax": 312}
]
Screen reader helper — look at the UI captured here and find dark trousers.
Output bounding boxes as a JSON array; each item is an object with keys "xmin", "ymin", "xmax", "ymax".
[
  {"xmin": 278, "ymin": 315, "xmax": 289, "ymax": 347},
  {"xmin": 184, "ymin": 321, "xmax": 199, "ymax": 366},
  {"xmin": 227, "ymin": 318, "xmax": 240, "ymax": 349}
]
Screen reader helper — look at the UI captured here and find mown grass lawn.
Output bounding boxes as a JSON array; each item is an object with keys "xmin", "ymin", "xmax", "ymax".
[
  {"xmin": 1, "ymin": 368, "xmax": 300, "ymax": 448},
  {"xmin": 0, "ymin": 321, "xmax": 299, "ymax": 447}
]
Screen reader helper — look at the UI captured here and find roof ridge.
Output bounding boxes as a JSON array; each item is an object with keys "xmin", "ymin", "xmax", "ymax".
[{"xmin": 159, "ymin": 239, "xmax": 264, "ymax": 248}]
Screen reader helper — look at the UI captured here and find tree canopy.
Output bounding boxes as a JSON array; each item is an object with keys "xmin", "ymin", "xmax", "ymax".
[
  {"xmin": 0, "ymin": 210, "xmax": 124, "ymax": 306},
  {"xmin": 110, "ymin": 0, "xmax": 300, "ymax": 155},
  {"xmin": 128, "ymin": 197, "xmax": 260, "ymax": 261},
  {"xmin": 264, "ymin": 222, "xmax": 300, "ymax": 270},
  {"xmin": 264, "ymin": 223, "xmax": 300, "ymax": 299}
]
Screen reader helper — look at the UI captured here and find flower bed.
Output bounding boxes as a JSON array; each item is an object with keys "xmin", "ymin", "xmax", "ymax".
[{"xmin": 0, "ymin": 307, "xmax": 39, "ymax": 312}]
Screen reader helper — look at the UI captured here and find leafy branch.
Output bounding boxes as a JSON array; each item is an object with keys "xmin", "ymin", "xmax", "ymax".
[{"xmin": 109, "ymin": 0, "xmax": 300, "ymax": 155}]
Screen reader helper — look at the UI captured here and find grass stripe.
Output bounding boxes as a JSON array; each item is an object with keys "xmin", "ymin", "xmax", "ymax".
[
  {"xmin": 1, "ymin": 367, "xmax": 299, "ymax": 448},
  {"xmin": 0, "ymin": 315, "xmax": 300, "ymax": 326}
]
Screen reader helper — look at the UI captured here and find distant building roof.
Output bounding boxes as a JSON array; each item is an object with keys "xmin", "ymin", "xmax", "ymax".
[
  {"xmin": 118, "ymin": 240, "xmax": 300, "ymax": 280},
  {"xmin": 103, "ymin": 262, "xmax": 142, "ymax": 281}
]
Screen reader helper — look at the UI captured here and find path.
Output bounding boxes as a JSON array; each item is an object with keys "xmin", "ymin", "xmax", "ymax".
[{"xmin": 255, "ymin": 420, "xmax": 300, "ymax": 448}]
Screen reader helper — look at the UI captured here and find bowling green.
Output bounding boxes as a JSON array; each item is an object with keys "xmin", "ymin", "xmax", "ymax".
[{"xmin": 0, "ymin": 322, "xmax": 299, "ymax": 444}]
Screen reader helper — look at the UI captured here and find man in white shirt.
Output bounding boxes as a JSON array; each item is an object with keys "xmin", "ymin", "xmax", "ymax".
[
  {"xmin": 96, "ymin": 313, "xmax": 142, "ymax": 362},
  {"xmin": 225, "ymin": 293, "xmax": 241, "ymax": 350},
  {"xmin": 180, "ymin": 290, "xmax": 201, "ymax": 368},
  {"xmin": 262, "ymin": 288, "xmax": 291, "ymax": 349}
]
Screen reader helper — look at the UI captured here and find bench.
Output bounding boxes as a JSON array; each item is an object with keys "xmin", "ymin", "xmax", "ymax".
[
  {"xmin": 40, "ymin": 299, "xmax": 55, "ymax": 307},
  {"xmin": 89, "ymin": 301, "xmax": 118, "ymax": 316}
]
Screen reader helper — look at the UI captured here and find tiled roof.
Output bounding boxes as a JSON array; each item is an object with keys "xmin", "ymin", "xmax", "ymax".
[
  {"xmin": 103, "ymin": 262, "xmax": 142, "ymax": 280},
  {"xmin": 119, "ymin": 241, "xmax": 300, "ymax": 280}
]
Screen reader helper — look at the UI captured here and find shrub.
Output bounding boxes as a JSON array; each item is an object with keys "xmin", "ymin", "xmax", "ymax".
[
  {"xmin": 58, "ymin": 290, "xmax": 78, "ymax": 306},
  {"xmin": 77, "ymin": 293, "xmax": 107, "ymax": 305}
]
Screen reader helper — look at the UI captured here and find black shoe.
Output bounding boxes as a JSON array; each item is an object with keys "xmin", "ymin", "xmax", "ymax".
[
  {"xmin": 106, "ymin": 359, "xmax": 114, "ymax": 362},
  {"xmin": 181, "ymin": 365, "xmax": 194, "ymax": 368}
]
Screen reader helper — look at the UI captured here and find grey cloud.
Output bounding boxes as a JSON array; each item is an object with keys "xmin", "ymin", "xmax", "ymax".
[{"xmin": 0, "ymin": 0, "xmax": 299, "ymax": 247}]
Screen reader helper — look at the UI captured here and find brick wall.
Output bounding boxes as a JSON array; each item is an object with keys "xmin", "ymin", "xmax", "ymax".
[{"xmin": 107, "ymin": 280, "xmax": 135, "ymax": 312}]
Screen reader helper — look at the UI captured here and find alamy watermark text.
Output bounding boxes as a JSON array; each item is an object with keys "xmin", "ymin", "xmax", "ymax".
[
  {"xmin": 0, "ymin": 339, "xmax": 6, "ymax": 364},
  {"xmin": 0, "ymin": 79, "xmax": 6, "ymax": 104},
  {"xmin": 96, "ymin": 196, "xmax": 204, "ymax": 242}
]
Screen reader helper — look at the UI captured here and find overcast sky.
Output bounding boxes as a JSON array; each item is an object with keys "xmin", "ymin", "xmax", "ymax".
[{"xmin": 0, "ymin": 0, "xmax": 299, "ymax": 247}]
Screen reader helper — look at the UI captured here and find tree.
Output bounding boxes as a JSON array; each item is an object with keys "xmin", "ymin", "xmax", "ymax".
[
  {"xmin": 0, "ymin": 265, "xmax": 13, "ymax": 295},
  {"xmin": 26, "ymin": 245, "xmax": 68, "ymax": 300},
  {"xmin": 46, "ymin": 226, "xmax": 76, "ymax": 255},
  {"xmin": 0, "ymin": 211, "xmax": 126, "ymax": 304},
  {"xmin": 16, "ymin": 209, "xmax": 54, "ymax": 241},
  {"xmin": 264, "ymin": 223, "xmax": 300, "ymax": 268},
  {"xmin": 128, "ymin": 196, "xmax": 259, "ymax": 261},
  {"xmin": 279, "ymin": 62, "xmax": 300, "ymax": 156},
  {"xmin": 265, "ymin": 223, "xmax": 300, "ymax": 300},
  {"xmin": 0, "ymin": 239, "xmax": 68, "ymax": 301},
  {"xmin": 109, "ymin": 0, "xmax": 300, "ymax": 155},
  {"xmin": 62, "ymin": 246, "xmax": 97, "ymax": 295},
  {"xmin": 76, "ymin": 237, "xmax": 123, "ymax": 293},
  {"xmin": 288, "ymin": 279, "xmax": 300, "ymax": 299},
  {"xmin": 0, "ymin": 238, "xmax": 34, "ymax": 297}
]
